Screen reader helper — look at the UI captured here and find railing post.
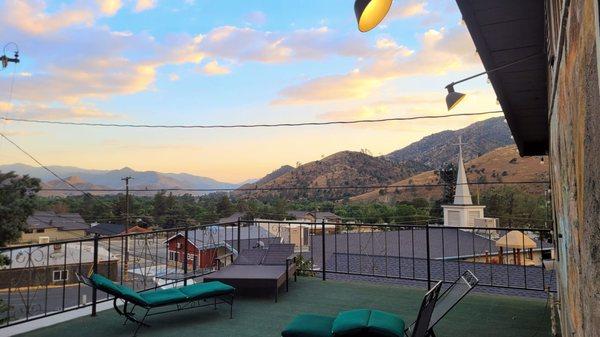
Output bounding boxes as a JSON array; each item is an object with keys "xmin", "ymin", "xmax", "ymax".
[
  {"xmin": 322, "ymin": 219, "xmax": 326, "ymax": 281},
  {"xmin": 425, "ymin": 222, "xmax": 431, "ymax": 290},
  {"xmin": 91, "ymin": 234, "xmax": 99, "ymax": 317},
  {"xmin": 237, "ymin": 218, "xmax": 241, "ymax": 254},
  {"xmin": 184, "ymin": 227, "xmax": 189, "ymax": 286}
]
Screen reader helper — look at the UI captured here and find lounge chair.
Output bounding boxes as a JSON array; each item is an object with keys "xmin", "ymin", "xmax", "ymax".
[
  {"xmin": 281, "ymin": 270, "xmax": 479, "ymax": 337},
  {"xmin": 77, "ymin": 273, "xmax": 235, "ymax": 336},
  {"xmin": 204, "ymin": 243, "xmax": 297, "ymax": 302}
]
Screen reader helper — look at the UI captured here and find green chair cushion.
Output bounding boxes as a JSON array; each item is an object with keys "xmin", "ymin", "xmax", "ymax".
[
  {"xmin": 332, "ymin": 309, "xmax": 371, "ymax": 336},
  {"xmin": 331, "ymin": 309, "xmax": 405, "ymax": 337},
  {"xmin": 282, "ymin": 314, "xmax": 335, "ymax": 337},
  {"xmin": 179, "ymin": 281, "xmax": 235, "ymax": 299},
  {"xmin": 140, "ymin": 288, "xmax": 188, "ymax": 306},
  {"xmin": 90, "ymin": 274, "xmax": 149, "ymax": 306},
  {"xmin": 367, "ymin": 310, "xmax": 405, "ymax": 337}
]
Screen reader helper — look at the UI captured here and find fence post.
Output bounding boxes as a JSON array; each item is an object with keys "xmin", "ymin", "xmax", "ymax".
[
  {"xmin": 322, "ymin": 219, "xmax": 326, "ymax": 281},
  {"xmin": 183, "ymin": 227, "xmax": 189, "ymax": 286},
  {"xmin": 237, "ymin": 218, "xmax": 241, "ymax": 254},
  {"xmin": 91, "ymin": 234, "xmax": 99, "ymax": 317},
  {"xmin": 425, "ymin": 222, "xmax": 431, "ymax": 290}
]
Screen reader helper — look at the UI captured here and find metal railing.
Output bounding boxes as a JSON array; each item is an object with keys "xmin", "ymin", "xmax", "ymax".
[{"xmin": 0, "ymin": 219, "xmax": 556, "ymax": 329}]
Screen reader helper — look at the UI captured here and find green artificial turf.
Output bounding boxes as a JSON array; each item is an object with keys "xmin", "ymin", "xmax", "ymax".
[{"xmin": 19, "ymin": 277, "xmax": 551, "ymax": 337}]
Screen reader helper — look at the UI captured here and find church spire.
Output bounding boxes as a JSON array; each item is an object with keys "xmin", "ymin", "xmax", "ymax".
[{"xmin": 454, "ymin": 136, "xmax": 473, "ymax": 205}]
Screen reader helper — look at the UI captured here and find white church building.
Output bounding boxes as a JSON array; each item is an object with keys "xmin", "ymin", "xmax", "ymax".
[{"xmin": 442, "ymin": 138, "xmax": 496, "ymax": 229}]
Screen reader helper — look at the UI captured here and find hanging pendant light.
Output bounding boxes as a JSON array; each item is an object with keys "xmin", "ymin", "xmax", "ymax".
[{"xmin": 355, "ymin": 0, "xmax": 393, "ymax": 32}]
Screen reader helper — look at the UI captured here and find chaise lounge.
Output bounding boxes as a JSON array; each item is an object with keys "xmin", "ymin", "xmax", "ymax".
[
  {"xmin": 281, "ymin": 270, "xmax": 479, "ymax": 337},
  {"xmin": 77, "ymin": 273, "xmax": 235, "ymax": 336}
]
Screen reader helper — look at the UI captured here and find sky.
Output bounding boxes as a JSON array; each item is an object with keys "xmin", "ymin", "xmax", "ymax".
[{"xmin": 0, "ymin": 0, "xmax": 501, "ymax": 183}]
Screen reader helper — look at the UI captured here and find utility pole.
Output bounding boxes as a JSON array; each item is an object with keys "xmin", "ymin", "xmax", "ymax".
[
  {"xmin": 121, "ymin": 176, "xmax": 133, "ymax": 281},
  {"xmin": 122, "ymin": 176, "xmax": 133, "ymax": 231}
]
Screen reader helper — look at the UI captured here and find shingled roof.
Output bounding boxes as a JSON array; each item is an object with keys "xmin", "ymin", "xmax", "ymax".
[{"xmin": 26, "ymin": 211, "xmax": 89, "ymax": 231}]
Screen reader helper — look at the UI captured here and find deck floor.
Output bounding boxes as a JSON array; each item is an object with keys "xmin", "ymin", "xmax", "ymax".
[{"xmin": 18, "ymin": 277, "xmax": 551, "ymax": 337}]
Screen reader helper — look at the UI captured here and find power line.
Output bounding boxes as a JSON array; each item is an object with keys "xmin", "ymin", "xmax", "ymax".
[
  {"xmin": 28, "ymin": 180, "xmax": 548, "ymax": 193},
  {"xmin": 0, "ymin": 110, "xmax": 504, "ymax": 129},
  {"xmin": 0, "ymin": 132, "xmax": 119, "ymax": 212}
]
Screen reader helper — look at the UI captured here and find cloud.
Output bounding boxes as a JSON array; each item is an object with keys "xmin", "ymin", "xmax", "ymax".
[
  {"xmin": 97, "ymin": 0, "xmax": 122, "ymax": 16},
  {"xmin": 134, "ymin": 0, "xmax": 157, "ymax": 12},
  {"xmin": 315, "ymin": 89, "xmax": 499, "ymax": 132},
  {"xmin": 244, "ymin": 11, "xmax": 267, "ymax": 26},
  {"xmin": 389, "ymin": 1, "xmax": 429, "ymax": 19},
  {"xmin": 273, "ymin": 69, "xmax": 383, "ymax": 105},
  {"xmin": 168, "ymin": 73, "xmax": 180, "ymax": 81},
  {"xmin": 202, "ymin": 60, "xmax": 231, "ymax": 76},
  {"xmin": 4, "ymin": 23, "xmax": 206, "ymax": 103},
  {"xmin": 197, "ymin": 26, "xmax": 370, "ymax": 63},
  {"xmin": 2, "ymin": 101, "xmax": 118, "ymax": 121},
  {"xmin": 0, "ymin": 0, "xmax": 95, "ymax": 35},
  {"xmin": 275, "ymin": 24, "xmax": 479, "ymax": 104}
]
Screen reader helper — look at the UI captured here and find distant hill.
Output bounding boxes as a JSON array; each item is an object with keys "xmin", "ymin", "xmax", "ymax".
[
  {"xmin": 39, "ymin": 176, "xmax": 114, "ymax": 197},
  {"xmin": 239, "ymin": 165, "xmax": 294, "ymax": 190},
  {"xmin": 0, "ymin": 164, "xmax": 239, "ymax": 196},
  {"xmin": 351, "ymin": 145, "xmax": 549, "ymax": 203},
  {"xmin": 236, "ymin": 151, "xmax": 423, "ymax": 201},
  {"xmin": 385, "ymin": 117, "xmax": 513, "ymax": 170}
]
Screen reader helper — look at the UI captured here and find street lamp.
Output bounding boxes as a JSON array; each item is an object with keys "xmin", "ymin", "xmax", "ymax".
[{"xmin": 354, "ymin": 0, "xmax": 393, "ymax": 32}]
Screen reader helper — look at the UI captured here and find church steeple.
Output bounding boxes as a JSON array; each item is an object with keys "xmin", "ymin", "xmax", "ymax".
[{"xmin": 453, "ymin": 136, "xmax": 473, "ymax": 205}]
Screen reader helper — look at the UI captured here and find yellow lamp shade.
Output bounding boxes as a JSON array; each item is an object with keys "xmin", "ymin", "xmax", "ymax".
[{"xmin": 355, "ymin": 0, "xmax": 393, "ymax": 32}]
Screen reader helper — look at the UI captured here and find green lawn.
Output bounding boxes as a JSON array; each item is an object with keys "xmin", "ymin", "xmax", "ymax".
[{"xmin": 19, "ymin": 277, "xmax": 551, "ymax": 337}]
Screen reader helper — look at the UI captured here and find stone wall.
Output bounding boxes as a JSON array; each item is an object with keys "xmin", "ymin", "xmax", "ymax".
[{"xmin": 549, "ymin": 0, "xmax": 600, "ymax": 336}]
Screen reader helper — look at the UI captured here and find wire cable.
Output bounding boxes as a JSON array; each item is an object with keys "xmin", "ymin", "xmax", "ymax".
[
  {"xmin": 24, "ymin": 180, "xmax": 549, "ymax": 193},
  {"xmin": 0, "ymin": 110, "xmax": 504, "ymax": 129}
]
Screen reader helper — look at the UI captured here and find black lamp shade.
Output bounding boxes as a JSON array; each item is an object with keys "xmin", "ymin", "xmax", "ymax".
[
  {"xmin": 445, "ymin": 86, "xmax": 466, "ymax": 110},
  {"xmin": 355, "ymin": 0, "xmax": 393, "ymax": 32}
]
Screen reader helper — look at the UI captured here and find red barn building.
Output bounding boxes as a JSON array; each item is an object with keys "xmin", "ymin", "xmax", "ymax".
[{"xmin": 165, "ymin": 233, "xmax": 233, "ymax": 271}]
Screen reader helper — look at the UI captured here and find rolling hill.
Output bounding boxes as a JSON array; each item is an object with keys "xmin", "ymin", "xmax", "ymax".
[
  {"xmin": 351, "ymin": 145, "xmax": 549, "ymax": 203},
  {"xmin": 385, "ymin": 117, "xmax": 513, "ymax": 170},
  {"xmin": 235, "ymin": 151, "xmax": 424, "ymax": 201}
]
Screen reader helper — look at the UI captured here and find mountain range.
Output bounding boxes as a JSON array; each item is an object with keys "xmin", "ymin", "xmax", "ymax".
[
  {"xmin": 1, "ymin": 117, "xmax": 541, "ymax": 201},
  {"xmin": 385, "ymin": 117, "xmax": 513, "ymax": 169},
  {"xmin": 0, "ymin": 164, "xmax": 239, "ymax": 196},
  {"xmin": 351, "ymin": 145, "xmax": 549, "ymax": 203}
]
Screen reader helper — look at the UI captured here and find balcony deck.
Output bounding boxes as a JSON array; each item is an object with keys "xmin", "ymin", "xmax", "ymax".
[{"xmin": 17, "ymin": 277, "xmax": 551, "ymax": 337}]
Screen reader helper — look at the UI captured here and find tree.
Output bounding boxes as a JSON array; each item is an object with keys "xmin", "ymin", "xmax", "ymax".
[
  {"xmin": 216, "ymin": 195, "xmax": 234, "ymax": 218},
  {"xmin": 0, "ymin": 171, "xmax": 40, "ymax": 324},
  {"xmin": 480, "ymin": 186, "xmax": 548, "ymax": 228},
  {"xmin": 0, "ymin": 171, "xmax": 41, "ymax": 247},
  {"xmin": 435, "ymin": 163, "xmax": 457, "ymax": 204}
]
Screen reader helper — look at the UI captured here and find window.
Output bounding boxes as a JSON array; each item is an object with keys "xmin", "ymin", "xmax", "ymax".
[
  {"xmin": 36, "ymin": 229, "xmax": 45, "ymax": 233},
  {"xmin": 168, "ymin": 250, "xmax": 179, "ymax": 262},
  {"xmin": 53, "ymin": 270, "xmax": 68, "ymax": 282}
]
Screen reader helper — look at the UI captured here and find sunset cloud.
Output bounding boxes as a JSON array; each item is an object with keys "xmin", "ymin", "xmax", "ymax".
[
  {"xmin": 202, "ymin": 60, "xmax": 231, "ymax": 76},
  {"xmin": 197, "ymin": 26, "xmax": 369, "ymax": 63},
  {"xmin": 97, "ymin": 0, "xmax": 122, "ymax": 16},
  {"xmin": 273, "ymin": 69, "xmax": 383, "ymax": 105},
  {"xmin": 134, "ymin": 0, "xmax": 156, "ymax": 12},
  {"xmin": 275, "ymin": 24, "xmax": 479, "ymax": 104},
  {"xmin": 389, "ymin": 1, "xmax": 429, "ymax": 19},
  {"xmin": 0, "ymin": 0, "xmax": 95, "ymax": 35}
]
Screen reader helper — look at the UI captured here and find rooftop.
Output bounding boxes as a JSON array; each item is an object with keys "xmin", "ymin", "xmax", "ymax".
[
  {"xmin": 17, "ymin": 277, "xmax": 551, "ymax": 337},
  {"xmin": 26, "ymin": 211, "xmax": 89, "ymax": 231}
]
